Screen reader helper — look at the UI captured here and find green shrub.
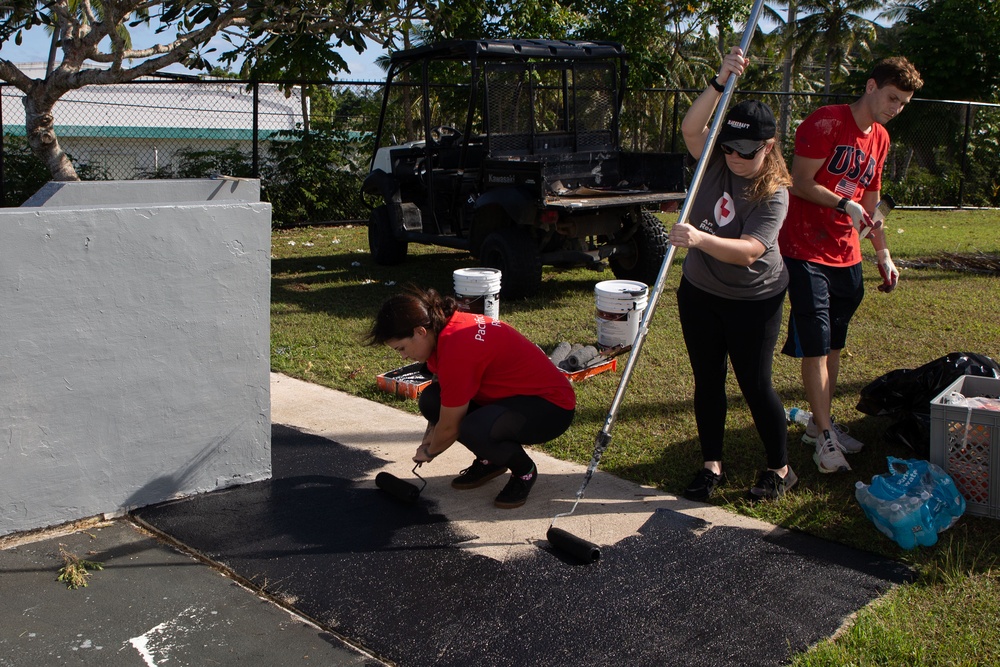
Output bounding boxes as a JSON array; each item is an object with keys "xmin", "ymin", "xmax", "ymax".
[
  {"xmin": 261, "ymin": 128, "xmax": 373, "ymax": 227},
  {"xmin": 1, "ymin": 134, "xmax": 51, "ymax": 206},
  {"xmin": 135, "ymin": 145, "xmax": 254, "ymax": 180}
]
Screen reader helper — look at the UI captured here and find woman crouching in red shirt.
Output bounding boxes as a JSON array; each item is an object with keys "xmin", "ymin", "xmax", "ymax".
[{"xmin": 367, "ymin": 286, "xmax": 576, "ymax": 509}]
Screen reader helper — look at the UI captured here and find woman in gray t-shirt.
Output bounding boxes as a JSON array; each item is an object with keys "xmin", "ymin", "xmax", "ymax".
[{"xmin": 668, "ymin": 46, "xmax": 795, "ymax": 503}]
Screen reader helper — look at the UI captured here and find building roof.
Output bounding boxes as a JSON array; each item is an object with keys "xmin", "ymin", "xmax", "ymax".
[{"xmin": 2, "ymin": 63, "xmax": 302, "ymax": 139}]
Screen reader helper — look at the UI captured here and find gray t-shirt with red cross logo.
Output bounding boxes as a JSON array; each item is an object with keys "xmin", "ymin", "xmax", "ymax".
[{"xmin": 681, "ymin": 151, "xmax": 789, "ymax": 300}]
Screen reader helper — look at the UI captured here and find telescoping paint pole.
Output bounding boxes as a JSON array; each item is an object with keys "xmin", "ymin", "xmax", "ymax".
[{"xmin": 546, "ymin": 0, "xmax": 770, "ymax": 564}]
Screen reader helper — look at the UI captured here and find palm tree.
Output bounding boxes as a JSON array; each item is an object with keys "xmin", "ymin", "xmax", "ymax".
[
  {"xmin": 878, "ymin": 0, "xmax": 930, "ymax": 23},
  {"xmin": 762, "ymin": 1, "xmax": 800, "ymax": 143},
  {"xmin": 791, "ymin": 0, "xmax": 881, "ymax": 95}
]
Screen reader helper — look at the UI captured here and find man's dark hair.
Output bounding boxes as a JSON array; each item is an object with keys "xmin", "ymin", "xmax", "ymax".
[{"xmin": 870, "ymin": 57, "xmax": 924, "ymax": 92}]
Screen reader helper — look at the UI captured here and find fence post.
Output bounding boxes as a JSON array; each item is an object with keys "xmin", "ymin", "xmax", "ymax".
[
  {"xmin": 1, "ymin": 84, "xmax": 5, "ymax": 207},
  {"xmin": 958, "ymin": 102, "xmax": 972, "ymax": 209},
  {"xmin": 252, "ymin": 77, "xmax": 260, "ymax": 178},
  {"xmin": 670, "ymin": 93, "xmax": 679, "ymax": 153}
]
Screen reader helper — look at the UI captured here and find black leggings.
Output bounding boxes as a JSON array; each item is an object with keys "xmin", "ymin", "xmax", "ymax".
[
  {"xmin": 418, "ymin": 383, "xmax": 575, "ymax": 469},
  {"xmin": 677, "ymin": 277, "xmax": 788, "ymax": 469}
]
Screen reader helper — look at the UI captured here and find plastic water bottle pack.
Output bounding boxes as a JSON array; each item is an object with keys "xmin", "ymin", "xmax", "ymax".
[{"xmin": 855, "ymin": 457, "xmax": 966, "ymax": 550}]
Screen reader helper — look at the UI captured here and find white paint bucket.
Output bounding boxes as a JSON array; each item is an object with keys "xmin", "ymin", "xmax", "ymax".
[
  {"xmin": 453, "ymin": 268, "xmax": 502, "ymax": 320},
  {"xmin": 595, "ymin": 279, "xmax": 648, "ymax": 348}
]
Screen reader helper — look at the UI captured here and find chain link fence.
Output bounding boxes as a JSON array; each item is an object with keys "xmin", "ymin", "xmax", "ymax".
[{"xmin": 3, "ymin": 77, "xmax": 999, "ymax": 224}]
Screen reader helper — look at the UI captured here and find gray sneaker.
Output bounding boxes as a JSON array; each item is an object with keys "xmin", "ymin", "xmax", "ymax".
[
  {"xmin": 803, "ymin": 417, "xmax": 864, "ymax": 454},
  {"xmin": 813, "ymin": 429, "xmax": 851, "ymax": 474}
]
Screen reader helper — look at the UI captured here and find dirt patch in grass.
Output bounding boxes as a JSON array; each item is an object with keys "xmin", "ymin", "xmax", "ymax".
[{"xmin": 899, "ymin": 252, "xmax": 1000, "ymax": 275}]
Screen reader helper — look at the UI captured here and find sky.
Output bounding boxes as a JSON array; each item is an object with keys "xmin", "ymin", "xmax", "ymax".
[
  {"xmin": 2, "ymin": 22, "xmax": 389, "ymax": 81},
  {"xmin": 3, "ymin": 8, "xmax": 887, "ymax": 82}
]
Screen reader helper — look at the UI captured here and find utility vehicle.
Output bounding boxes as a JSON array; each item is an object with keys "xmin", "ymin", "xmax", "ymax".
[{"xmin": 361, "ymin": 39, "xmax": 687, "ymax": 298}]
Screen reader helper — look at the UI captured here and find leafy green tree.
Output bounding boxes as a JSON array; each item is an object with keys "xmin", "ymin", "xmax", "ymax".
[
  {"xmin": 573, "ymin": 0, "xmax": 701, "ymax": 89},
  {"xmin": 432, "ymin": 0, "xmax": 581, "ymax": 41},
  {"xmin": 703, "ymin": 0, "xmax": 752, "ymax": 55},
  {"xmin": 895, "ymin": 0, "xmax": 1000, "ymax": 102},
  {"xmin": 880, "ymin": 0, "xmax": 1000, "ymax": 206},
  {"xmin": 791, "ymin": 0, "xmax": 881, "ymax": 94},
  {"xmin": 0, "ymin": 0, "xmax": 436, "ymax": 179}
]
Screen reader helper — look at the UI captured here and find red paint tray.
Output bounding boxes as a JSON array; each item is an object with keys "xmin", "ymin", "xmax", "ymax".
[{"xmin": 376, "ymin": 363, "xmax": 434, "ymax": 400}]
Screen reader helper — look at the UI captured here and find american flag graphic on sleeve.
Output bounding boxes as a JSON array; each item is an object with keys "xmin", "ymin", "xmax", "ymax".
[{"xmin": 834, "ymin": 180, "xmax": 857, "ymax": 198}]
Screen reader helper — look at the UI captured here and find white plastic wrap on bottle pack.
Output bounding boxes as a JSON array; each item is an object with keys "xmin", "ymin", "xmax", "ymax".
[
  {"xmin": 854, "ymin": 457, "xmax": 966, "ymax": 550},
  {"xmin": 453, "ymin": 268, "xmax": 502, "ymax": 320},
  {"xmin": 594, "ymin": 279, "xmax": 648, "ymax": 348}
]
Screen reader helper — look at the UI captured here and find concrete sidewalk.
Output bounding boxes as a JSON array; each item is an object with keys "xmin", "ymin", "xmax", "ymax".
[
  {"xmin": 0, "ymin": 519, "xmax": 384, "ymax": 666},
  {"xmin": 269, "ymin": 372, "xmax": 796, "ymax": 560}
]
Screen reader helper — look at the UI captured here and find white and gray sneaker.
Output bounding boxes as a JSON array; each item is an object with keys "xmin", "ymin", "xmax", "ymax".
[
  {"xmin": 803, "ymin": 417, "xmax": 864, "ymax": 454},
  {"xmin": 813, "ymin": 429, "xmax": 851, "ymax": 474}
]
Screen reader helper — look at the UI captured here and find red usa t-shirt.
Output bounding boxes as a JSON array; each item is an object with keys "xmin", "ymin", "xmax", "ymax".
[
  {"xmin": 779, "ymin": 104, "xmax": 890, "ymax": 266},
  {"xmin": 427, "ymin": 311, "xmax": 576, "ymax": 410}
]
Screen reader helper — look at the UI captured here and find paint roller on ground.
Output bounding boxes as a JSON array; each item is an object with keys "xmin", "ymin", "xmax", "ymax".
[{"xmin": 375, "ymin": 464, "xmax": 428, "ymax": 503}]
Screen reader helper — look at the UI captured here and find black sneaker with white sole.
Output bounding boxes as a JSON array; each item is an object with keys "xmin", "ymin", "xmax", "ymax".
[
  {"xmin": 748, "ymin": 467, "xmax": 798, "ymax": 502},
  {"xmin": 451, "ymin": 459, "xmax": 507, "ymax": 490},
  {"xmin": 494, "ymin": 466, "xmax": 537, "ymax": 509}
]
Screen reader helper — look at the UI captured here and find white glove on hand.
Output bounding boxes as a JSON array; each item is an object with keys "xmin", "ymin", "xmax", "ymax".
[
  {"xmin": 842, "ymin": 200, "xmax": 879, "ymax": 238},
  {"xmin": 876, "ymin": 249, "xmax": 899, "ymax": 293}
]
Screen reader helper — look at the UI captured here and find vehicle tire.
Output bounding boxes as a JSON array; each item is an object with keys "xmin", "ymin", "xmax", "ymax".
[
  {"xmin": 368, "ymin": 206, "xmax": 408, "ymax": 265},
  {"xmin": 479, "ymin": 227, "xmax": 543, "ymax": 299},
  {"xmin": 608, "ymin": 210, "xmax": 669, "ymax": 285}
]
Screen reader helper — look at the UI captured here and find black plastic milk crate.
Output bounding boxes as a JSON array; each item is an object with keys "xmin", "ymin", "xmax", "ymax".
[{"xmin": 929, "ymin": 375, "xmax": 1000, "ymax": 519}]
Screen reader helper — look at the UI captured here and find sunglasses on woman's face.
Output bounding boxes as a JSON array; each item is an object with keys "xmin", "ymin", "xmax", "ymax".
[{"xmin": 720, "ymin": 142, "xmax": 766, "ymax": 160}]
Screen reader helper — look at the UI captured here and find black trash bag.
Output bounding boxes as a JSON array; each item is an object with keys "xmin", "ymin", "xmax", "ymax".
[
  {"xmin": 857, "ymin": 352, "xmax": 1000, "ymax": 456},
  {"xmin": 883, "ymin": 413, "xmax": 932, "ymax": 456}
]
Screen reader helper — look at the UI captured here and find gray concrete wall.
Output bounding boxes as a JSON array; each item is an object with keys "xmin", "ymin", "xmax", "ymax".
[
  {"xmin": 1, "ymin": 183, "xmax": 271, "ymax": 536},
  {"xmin": 23, "ymin": 178, "xmax": 261, "ymax": 207}
]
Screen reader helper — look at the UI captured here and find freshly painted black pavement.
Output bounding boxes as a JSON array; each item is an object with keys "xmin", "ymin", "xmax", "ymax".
[{"xmin": 135, "ymin": 425, "xmax": 914, "ymax": 667}]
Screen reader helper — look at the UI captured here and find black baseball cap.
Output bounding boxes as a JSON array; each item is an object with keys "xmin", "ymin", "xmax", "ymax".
[{"xmin": 718, "ymin": 100, "xmax": 777, "ymax": 154}]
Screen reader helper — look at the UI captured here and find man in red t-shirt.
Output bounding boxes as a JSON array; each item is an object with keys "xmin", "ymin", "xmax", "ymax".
[{"xmin": 779, "ymin": 57, "xmax": 923, "ymax": 474}]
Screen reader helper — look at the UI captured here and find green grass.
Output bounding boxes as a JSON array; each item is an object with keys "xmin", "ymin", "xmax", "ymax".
[{"xmin": 270, "ymin": 210, "xmax": 1000, "ymax": 663}]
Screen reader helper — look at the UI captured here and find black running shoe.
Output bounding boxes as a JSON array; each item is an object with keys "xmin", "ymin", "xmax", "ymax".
[
  {"xmin": 748, "ymin": 467, "xmax": 798, "ymax": 502},
  {"xmin": 451, "ymin": 459, "xmax": 507, "ymax": 490},
  {"xmin": 494, "ymin": 466, "xmax": 537, "ymax": 509},
  {"xmin": 683, "ymin": 468, "xmax": 724, "ymax": 501}
]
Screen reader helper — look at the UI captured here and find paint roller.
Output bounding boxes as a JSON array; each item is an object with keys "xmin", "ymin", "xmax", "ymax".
[
  {"xmin": 546, "ymin": 0, "xmax": 769, "ymax": 564},
  {"xmin": 564, "ymin": 345, "xmax": 599, "ymax": 371},
  {"xmin": 548, "ymin": 341, "xmax": 572, "ymax": 367},
  {"xmin": 375, "ymin": 464, "xmax": 427, "ymax": 503}
]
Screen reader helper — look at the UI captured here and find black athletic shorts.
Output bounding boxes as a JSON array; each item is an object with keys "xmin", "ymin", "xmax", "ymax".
[{"xmin": 781, "ymin": 258, "xmax": 864, "ymax": 358}]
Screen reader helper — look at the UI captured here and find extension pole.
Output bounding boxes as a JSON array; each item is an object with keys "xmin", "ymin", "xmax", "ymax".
[{"xmin": 547, "ymin": 0, "xmax": 769, "ymax": 563}]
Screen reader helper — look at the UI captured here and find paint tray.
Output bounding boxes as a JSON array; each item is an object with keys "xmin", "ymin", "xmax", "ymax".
[
  {"xmin": 560, "ymin": 357, "xmax": 617, "ymax": 383},
  {"xmin": 376, "ymin": 363, "xmax": 434, "ymax": 399}
]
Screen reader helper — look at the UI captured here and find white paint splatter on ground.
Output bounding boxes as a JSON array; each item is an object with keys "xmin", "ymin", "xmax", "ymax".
[{"xmin": 127, "ymin": 605, "xmax": 215, "ymax": 666}]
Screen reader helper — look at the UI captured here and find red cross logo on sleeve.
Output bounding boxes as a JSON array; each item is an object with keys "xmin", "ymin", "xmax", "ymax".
[{"xmin": 715, "ymin": 192, "xmax": 736, "ymax": 227}]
